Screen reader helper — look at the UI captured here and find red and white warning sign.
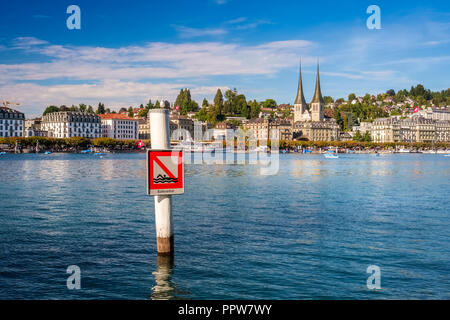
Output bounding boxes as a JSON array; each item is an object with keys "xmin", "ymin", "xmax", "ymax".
[{"xmin": 147, "ymin": 149, "xmax": 184, "ymax": 195}]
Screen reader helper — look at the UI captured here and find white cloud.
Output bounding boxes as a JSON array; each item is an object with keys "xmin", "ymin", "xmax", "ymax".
[
  {"xmin": 0, "ymin": 37, "xmax": 315, "ymax": 115},
  {"xmin": 224, "ymin": 17, "xmax": 247, "ymax": 25},
  {"xmin": 236, "ymin": 20, "xmax": 272, "ymax": 30},
  {"xmin": 0, "ymin": 80, "xmax": 225, "ymax": 117},
  {"xmin": 172, "ymin": 25, "xmax": 228, "ymax": 38},
  {"xmin": 11, "ymin": 37, "xmax": 49, "ymax": 49}
]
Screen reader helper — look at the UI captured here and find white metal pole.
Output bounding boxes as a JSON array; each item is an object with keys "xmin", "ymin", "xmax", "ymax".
[{"xmin": 149, "ymin": 101, "xmax": 174, "ymax": 254}]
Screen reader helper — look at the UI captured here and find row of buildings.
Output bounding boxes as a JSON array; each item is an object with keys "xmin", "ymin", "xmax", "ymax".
[
  {"xmin": 3, "ymin": 107, "xmax": 212, "ymax": 141},
  {"xmin": 241, "ymin": 63, "xmax": 450, "ymax": 143},
  {"xmin": 353, "ymin": 115, "xmax": 450, "ymax": 143},
  {"xmin": 2, "ymin": 61, "xmax": 449, "ymax": 143}
]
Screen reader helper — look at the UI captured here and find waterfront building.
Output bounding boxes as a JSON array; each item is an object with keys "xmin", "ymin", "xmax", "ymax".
[
  {"xmin": 170, "ymin": 115, "xmax": 195, "ymax": 140},
  {"xmin": 415, "ymin": 107, "xmax": 450, "ymax": 121},
  {"xmin": 0, "ymin": 107, "xmax": 25, "ymax": 137},
  {"xmin": 138, "ymin": 118, "xmax": 150, "ymax": 140},
  {"xmin": 357, "ymin": 116, "xmax": 450, "ymax": 143},
  {"xmin": 436, "ymin": 120, "xmax": 450, "ymax": 142},
  {"xmin": 99, "ymin": 113, "xmax": 138, "ymax": 140},
  {"xmin": 212, "ymin": 122, "xmax": 236, "ymax": 140},
  {"xmin": 242, "ymin": 118, "xmax": 292, "ymax": 140},
  {"xmin": 293, "ymin": 120, "xmax": 340, "ymax": 141},
  {"xmin": 41, "ymin": 112, "xmax": 101, "ymax": 139},
  {"xmin": 24, "ymin": 118, "xmax": 47, "ymax": 137},
  {"xmin": 291, "ymin": 61, "xmax": 340, "ymax": 141}
]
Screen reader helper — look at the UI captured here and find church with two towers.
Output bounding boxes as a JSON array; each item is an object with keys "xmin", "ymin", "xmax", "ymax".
[{"xmin": 292, "ymin": 61, "xmax": 340, "ymax": 141}]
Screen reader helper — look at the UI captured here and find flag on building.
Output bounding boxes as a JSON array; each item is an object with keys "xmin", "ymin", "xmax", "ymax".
[
  {"xmin": 413, "ymin": 106, "xmax": 419, "ymax": 113},
  {"xmin": 137, "ymin": 140, "xmax": 145, "ymax": 149}
]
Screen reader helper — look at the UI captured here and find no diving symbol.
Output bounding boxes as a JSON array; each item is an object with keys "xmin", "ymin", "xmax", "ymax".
[{"xmin": 147, "ymin": 150, "xmax": 184, "ymax": 195}]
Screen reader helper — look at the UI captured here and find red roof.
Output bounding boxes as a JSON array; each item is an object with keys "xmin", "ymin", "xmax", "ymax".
[{"xmin": 99, "ymin": 113, "xmax": 136, "ymax": 120}]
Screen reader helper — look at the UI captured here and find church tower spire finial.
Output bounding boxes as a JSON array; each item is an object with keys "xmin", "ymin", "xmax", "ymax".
[
  {"xmin": 294, "ymin": 58, "xmax": 307, "ymax": 105},
  {"xmin": 293, "ymin": 58, "xmax": 308, "ymax": 123},
  {"xmin": 310, "ymin": 58, "xmax": 324, "ymax": 121},
  {"xmin": 311, "ymin": 60, "xmax": 324, "ymax": 104}
]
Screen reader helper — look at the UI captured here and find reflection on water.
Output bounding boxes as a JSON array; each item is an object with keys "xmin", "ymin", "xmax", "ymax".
[
  {"xmin": 151, "ymin": 254, "xmax": 175, "ymax": 300},
  {"xmin": 0, "ymin": 153, "xmax": 449, "ymax": 299}
]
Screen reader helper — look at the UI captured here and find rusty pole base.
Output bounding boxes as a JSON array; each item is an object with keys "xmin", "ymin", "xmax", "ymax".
[{"xmin": 157, "ymin": 236, "xmax": 174, "ymax": 255}]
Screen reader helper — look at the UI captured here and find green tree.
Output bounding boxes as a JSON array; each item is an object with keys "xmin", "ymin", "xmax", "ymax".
[
  {"xmin": 146, "ymin": 100, "xmax": 155, "ymax": 109},
  {"xmin": 235, "ymin": 94, "xmax": 249, "ymax": 118},
  {"xmin": 196, "ymin": 100, "xmax": 209, "ymax": 122},
  {"xmin": 174, "ymin": 89, "xmax": 198, "ymax": 114},
  {"xmin": 224, "ymin": 89, "xmax": 236, "ymax": 114},
  {"xmin": 386, "ymin": 89, "xmax": 395, "ymax": 96},
  {"xmin": 43, "ymin": 105, "xmax": 59, "ymax": 116},
  {"xmin": 348, "ymin": 93, "xmax": 356, "ymax": 102},
  {"xmin": 323, "ymin": 96, "xmax": 334, "ymax": 104},
  {"xmin": 333, "ymin": 108, "xmax": 343, "ymax": 129},
  {"xmin": 262, "ymin": 99, "xmax": 277, "ymax": 109},
  {"xmin": 137, "ymin": 108, "xmax": 148, "ymax": 118},
  {"xmin": 128, "ymin": 106, "xmax": 133, "ymax": 118},
  {"xmin": 214, "ymin": 89, "xmax": 224, "ymax": 116},
  {"xmin": 96, "ymin": 102, "xmax": 105, "ymax": 114},
  {"xmin": 353, "ymin": 130, "xmax": 362, "ymax": 141},
  {"xmin": 249, "ymin": 99, "xmax": 261, "ymax": 118},
  {"xmin": 202, "ymin": 98, "xmax": 209, "ymax": 109},
  {"xmin": 79, "ymin": 104, "xmax": 87, "ymax": 112},
  {"xmin": 87, "ymin": 105, "xmax": 94, "ymax": 114},
  {"xmin": 363, "ymin": 131, "xmax": 372, "ymax": 142}
]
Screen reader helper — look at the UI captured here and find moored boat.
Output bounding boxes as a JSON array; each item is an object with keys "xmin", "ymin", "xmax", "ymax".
[{"xmin": 324, "ymin": 153, "xmax": 339, "ymax": 159}]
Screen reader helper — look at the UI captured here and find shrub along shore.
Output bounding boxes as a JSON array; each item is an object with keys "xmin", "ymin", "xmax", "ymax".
[
  {"xmin": 1, "ymin": 137, "xmax": 449, "ymax": 153},
  {"xmin": 0, "ymin": 137, "xmax": 151, "ymax": 152}
]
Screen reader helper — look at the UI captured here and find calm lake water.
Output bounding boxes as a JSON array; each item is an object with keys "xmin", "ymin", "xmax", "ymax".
[{"xmin": 0, "ymin": 152, "xmax": 449, "ymax": 299}]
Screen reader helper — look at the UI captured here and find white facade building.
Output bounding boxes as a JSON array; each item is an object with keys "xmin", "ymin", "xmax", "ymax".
[
  {"xmin": 415, "ymin": 107, "xmax": 450, "ymax": 121},
  {"xmin": 0, "ymin": 107, "xmax": 25, "ymax": 137},
  {"xmin": 99, "ymin": 114, "xmax": 138, "ymax": 140},
  {"xmin": 41, "ymin": 112, "xmax": 101, "ymax": 138}
]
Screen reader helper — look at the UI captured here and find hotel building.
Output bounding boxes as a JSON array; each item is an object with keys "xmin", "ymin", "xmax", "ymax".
[
  {"xmin": 24, "ymin": 118, "xmax": 48, "ymax": 137},
  {"xmin": 41, "ymin": 112, "xmax": 101, "ymax": 139},
  {"xmin": 138, "ymin": 118, "xmax": 150, "ymax": 140},
  {"xmin": 0, "ymin": 107, "xmax": 25, "ymax": 137},
  {"xmin": 242, "ymin": 118, "xmax": 293, "ymax": 140},
  {"xmin": 355, "ymin": 116, "xmax": 450, "ymax": 143},
  {"xmin": 99, "ymin": 114, "xmax": 139, "ymax": 140}
]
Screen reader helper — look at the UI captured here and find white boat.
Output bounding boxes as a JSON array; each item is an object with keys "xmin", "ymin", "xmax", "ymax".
[
  {"xmin": 254, "ymin": 146, "xmax": 269, "ymax": 153},
  {"xmin": 324, "ymin": 153, "xmax": 339, "ymax": 159},
  {"xmin": 396, "ymin": 148, "xmax": 411, "ymax": 153},
  {"xmin": 175, "ymin": 141, "xmax": 216, "ymax": 153}
]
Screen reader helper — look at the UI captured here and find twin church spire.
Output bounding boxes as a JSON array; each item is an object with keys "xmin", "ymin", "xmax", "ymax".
[
  {"xmin": 294, "ymin": 58, "xmax": 324, "ymax": 122},
  {"xmin": 294, "ymin": 59, "xmax": 307, "ymax": 105},
  {"xmin": 311, "ymin": 62, "xmax": 324, "ymax": 104}
]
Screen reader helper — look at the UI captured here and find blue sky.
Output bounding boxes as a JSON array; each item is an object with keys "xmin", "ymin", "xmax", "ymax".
[{"xmin": 1, "ymin": 0, "xmax": 449, "ymax": 117}]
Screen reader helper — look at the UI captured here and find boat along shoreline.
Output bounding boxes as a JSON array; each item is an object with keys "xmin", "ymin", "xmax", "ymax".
[{"xmin": 1, "ymin": 137, "xmax": 449, "ymax": 154}]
